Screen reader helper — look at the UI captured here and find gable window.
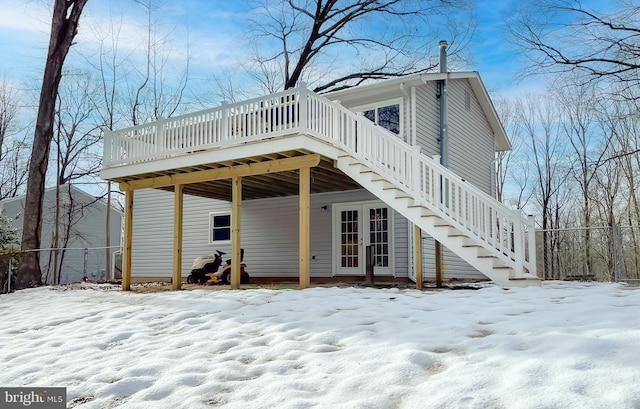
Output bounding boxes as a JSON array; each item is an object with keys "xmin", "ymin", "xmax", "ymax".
[
  {"xmin": 357, "ymin": 99, "xmax": 402, "ymax": 135},
  {"xmin": 209, "ymin": 212, "xmax": 231, "ymax": 243}
]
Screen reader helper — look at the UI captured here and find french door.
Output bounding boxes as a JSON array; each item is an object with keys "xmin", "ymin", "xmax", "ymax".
[{"xmin": 333, "ymin": 202, "xmax": 393, "ymax": 276}]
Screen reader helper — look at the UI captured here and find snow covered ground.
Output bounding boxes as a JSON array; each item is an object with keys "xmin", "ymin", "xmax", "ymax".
[{"xmin": 0, "ymin": 281, "xmax": 639, "ymax": 409}]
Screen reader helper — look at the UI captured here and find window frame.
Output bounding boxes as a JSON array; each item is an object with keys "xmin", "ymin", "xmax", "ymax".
[
  {"xmin": 352, "ymin": 97, "xmax": 403, "ymax": 136},
  {"xmin": 208, "ymin": 212, "xmax": 232, "ymax": 244}
]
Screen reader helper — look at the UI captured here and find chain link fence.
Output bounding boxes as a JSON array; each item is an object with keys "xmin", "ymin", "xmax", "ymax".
[
  {"xmin": 536, "ymin": 225, "xmax": 640, "ymax": 283},
  {"xmin": 1, "ymin": 246, "xmax": 122, "ymax": 293}
]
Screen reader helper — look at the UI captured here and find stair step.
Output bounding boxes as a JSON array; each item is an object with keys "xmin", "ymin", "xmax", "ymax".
[{"xmin": 337, "ymin": 150, "xmax": 538, "ymax": 288}]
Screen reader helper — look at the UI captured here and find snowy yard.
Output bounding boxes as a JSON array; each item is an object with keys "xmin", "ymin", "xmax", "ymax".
[{"xmin": 0, "ymin": 282, "xmax": 639, "ymax": 409}]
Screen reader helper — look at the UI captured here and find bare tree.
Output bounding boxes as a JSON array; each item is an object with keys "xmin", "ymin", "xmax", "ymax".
[
  {"xmin": 43, "ymin": 70, "xmax": 103, "ymax": 284},
  {"xmin": 598, "ymin": 94, "xmax": 640, "ymax": 277},
  {"xmin": 493, "ymin": 96, "xmax": 531, "ymax": 208},
  {"xmin": 54, "ymin": 71, "xmax": 103, "ymax": 187},
  {"xmin": 510, "ymin": 0, "xmax": 640, "ymax": 99},
  {"xmin": 0, "ymin": 79, "xmax": 29, "ymax": 199},
  {"xmin": 82, "ymin": 2, "xmax": 191, "ymax": 279},
  {"xmin": 592, "ymin": 154, "xmax": 623, "ymax": 281},
  {"xmin": 126, "ymin": 0, "xmax": 190, "ymax": 125},
  {"xmin": 519, "ymin": 93, "xmax": 570, "ymax": 279},
  {"xmin": 246, "ymin": 0, "xmax": 475, "ymax": 92},
  {"xmin": 555, "ymin": 80, "xmax": 611, "ymax": 277},
  {"xmin": 17, "ymin": 0, "xmax": 88, "ymax": 289},
  {"xmin": 0, "ymin": 137, "xmax": 30, "ymax": 200},
  {"xmin": 0, "ymin": 79, "xmax": 20, "ymax": 160}
]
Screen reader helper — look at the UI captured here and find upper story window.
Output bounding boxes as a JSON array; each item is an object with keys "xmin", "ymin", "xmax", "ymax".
[
  {"xmin": 209, "ymin": 212, "xmax": 231, "ymax": 243},
  {"xmin": 356, "ymin": 99, "xmax": 402, "ymax": 135}
]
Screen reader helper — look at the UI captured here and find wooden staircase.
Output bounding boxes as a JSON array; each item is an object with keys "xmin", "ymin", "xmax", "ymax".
[{"xmin": 337, "ymin": 154, "xmax": 541, "ymax": 288}]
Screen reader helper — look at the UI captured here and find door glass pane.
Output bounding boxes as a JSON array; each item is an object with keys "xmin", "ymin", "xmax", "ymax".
[
  {"xmin": 368, "ymin": 208, "xmax": 389, "ymax": 267},
  {"xmin": 341, "ymin": 210, "xmax": 359, "ymax": 268}
]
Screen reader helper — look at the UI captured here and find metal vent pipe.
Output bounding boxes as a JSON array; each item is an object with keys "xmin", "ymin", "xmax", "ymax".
[{"xmin": 438, "ymin": 40, "xmax": 448, "ymax": 167}]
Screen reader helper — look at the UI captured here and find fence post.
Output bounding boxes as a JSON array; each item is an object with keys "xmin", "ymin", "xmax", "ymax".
[
  {"xmin": 612, "ymin": 223, "xmax": 624, "ymax": 282},
  {"xmin": 7, "ymin": 258, "xmax": 12, "ymax": 293},
  {"xmin": 512, "ymin": 211, "xmax": 524, "ymax": 277},
  {"xmin": 527, "ymin": 215, "xmax": 537, "ymax": 277},
  {"xmin": 83, "ymin": 248, "xmax": 89, "ymax": 280}
]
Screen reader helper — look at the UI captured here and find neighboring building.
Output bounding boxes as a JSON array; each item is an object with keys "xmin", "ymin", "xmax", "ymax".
[
  {"xmin": 102, "ymin": 53, "xmax": 538, "ymax": 288},
  {"xmin": 0, "ymin": 185, "xmax": 123, "ymax": 284}
]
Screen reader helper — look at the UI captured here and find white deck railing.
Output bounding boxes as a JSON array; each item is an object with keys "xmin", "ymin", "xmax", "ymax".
[{"xmin": 103, "ymin": 85, "xmax": 536, "ymax": 276}]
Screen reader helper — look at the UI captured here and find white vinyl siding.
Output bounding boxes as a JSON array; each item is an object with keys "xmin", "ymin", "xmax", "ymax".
[
  {"xmin": 446, "ymin": 79, "xmax": 495, "ymax": 194},
  {"xmin": 412, "ymin": 79, "xmax": 493, "ymax": 280},
  {"xmin": 414, "ymin": 82, "xmax": 440, "ymax": 158},
  {"xmin": 131, "ymin": 188, "xmax": 410, "ymax": 279}
]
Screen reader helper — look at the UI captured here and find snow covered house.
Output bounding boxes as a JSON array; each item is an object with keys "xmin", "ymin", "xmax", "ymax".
[
  {"xmin": 101, "ymin": 47, "xmax": 539, "ymax": 290},
  {"xmin": 0, "ymin": 185, "xmax": 122, "ymax": 284}
]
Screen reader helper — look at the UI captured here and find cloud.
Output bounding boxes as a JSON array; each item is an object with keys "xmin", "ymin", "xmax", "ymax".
[{"xmin": 0, "ymin": 1, "xmax": 50, "ymax": 33}]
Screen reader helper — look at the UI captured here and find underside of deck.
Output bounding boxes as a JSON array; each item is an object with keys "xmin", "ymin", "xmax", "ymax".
[{"xmin": 110, "ymin": 150, "xmax": 361, "ymax": 202}]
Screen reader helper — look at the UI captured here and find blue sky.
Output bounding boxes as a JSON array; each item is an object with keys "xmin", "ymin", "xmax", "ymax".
[{"xmin": 0, "ymin": 0, "xmax": 541, "ymax": 101}]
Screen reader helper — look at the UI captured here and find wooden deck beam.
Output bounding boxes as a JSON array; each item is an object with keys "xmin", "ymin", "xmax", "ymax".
[{"xmin": 119, "ymin": 154, "xmax": 321, "ymax": 191}]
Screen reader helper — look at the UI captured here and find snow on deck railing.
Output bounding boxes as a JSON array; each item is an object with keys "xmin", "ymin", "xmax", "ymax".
[{"xmin": 103, "ymin": 85, "xmax": 536, "ymax": 277}]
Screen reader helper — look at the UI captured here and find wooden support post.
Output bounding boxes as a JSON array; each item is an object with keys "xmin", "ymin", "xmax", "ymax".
[
  {"xmin": 435, "ymin": 240, "xmax": 443, "ymax": 288},
  {"xmin": 299, "ymin": 166, "xmax": 310, "ymax": 289},
  {"xmin": 414, "ymin": 224, "xmax": 423, "ymax": 290},
  {"xmin": 122, "ymin": 190, "xmax": 134, "ymax": 291},
  {"xmin": 231, "ymin": 176, "xmax": 242, "ymax": 289},
  {"xmin": 172, "ymin": 184, "xmax": 184, "ymax": 290}
]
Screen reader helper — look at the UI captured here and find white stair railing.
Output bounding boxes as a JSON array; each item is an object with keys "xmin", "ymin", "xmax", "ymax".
[
  {"xmin": 304, "ymin": 90, "xmax": 536, "ymax": 277},
  {"xmin": 103, "ymin": 85, "xmax": 536, "ymax": 277}
]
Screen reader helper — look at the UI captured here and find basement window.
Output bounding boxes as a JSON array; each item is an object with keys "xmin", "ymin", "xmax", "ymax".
[{"xmin": 209, "ymin": 212, "xmax": 231, "ymax": 243}]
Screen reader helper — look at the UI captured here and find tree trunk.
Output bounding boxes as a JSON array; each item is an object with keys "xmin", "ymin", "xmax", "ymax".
[{"xmin": 17, "ymin": 0, "xmax": 87, "ymax": 289}]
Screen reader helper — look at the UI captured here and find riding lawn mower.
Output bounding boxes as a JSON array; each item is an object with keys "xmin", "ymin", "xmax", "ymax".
[{"xmin": 186, "ymin": 249, "xmax": 250, "ymax": 285}]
